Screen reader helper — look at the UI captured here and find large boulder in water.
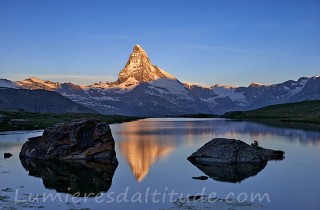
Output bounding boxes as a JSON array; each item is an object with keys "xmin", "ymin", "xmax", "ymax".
[
  {"xmin": 188, "ymin": 138, "xmax": 284, "ymax": 164},
  {"xmin": 20, "ymin": 118, "xmax": 118, "ymax": 165}
]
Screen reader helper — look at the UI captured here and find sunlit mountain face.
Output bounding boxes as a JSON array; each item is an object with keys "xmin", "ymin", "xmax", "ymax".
[{"xmin": 117, "ymin": 45, "xmax": 176, "ymax": 84}]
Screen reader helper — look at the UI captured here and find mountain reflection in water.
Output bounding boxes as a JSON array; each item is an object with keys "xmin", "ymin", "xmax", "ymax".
[
  {"xmin": 118, "ymin": 123, "xmax": 175, "ymax": 181},
  {"xmin": 20, "ymin": 158, "xmax": 117, "ymax": 196},
  {"xmin": 115, "ymin": 119, "xmax": 320, "ymax": 183}
]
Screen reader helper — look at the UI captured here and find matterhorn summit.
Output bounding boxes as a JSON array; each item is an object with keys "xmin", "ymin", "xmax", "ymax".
[{"xmin": 117, "ymin": 45, "xmax": 176, "ymax": 85}]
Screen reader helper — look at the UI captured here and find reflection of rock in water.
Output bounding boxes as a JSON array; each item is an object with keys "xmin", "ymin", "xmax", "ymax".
[
  {"xmin": 190, "ymin": 162, "xmax": 267, "ymax": 183},
  {"xmin": 20, "ymin": 158, "xmax": 117, "ymax": 196}
]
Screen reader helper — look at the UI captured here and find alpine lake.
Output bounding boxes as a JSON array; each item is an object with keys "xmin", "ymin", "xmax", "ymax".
[{"xmin": 1, "ymin": 118, "xmax": 320, "ymax": 210}]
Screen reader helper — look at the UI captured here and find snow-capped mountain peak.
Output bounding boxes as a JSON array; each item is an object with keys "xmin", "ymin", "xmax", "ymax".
[
  {"xmin": 132, "ymin": 44, "xmax": 148, "ymax": 59},
  {"xmin": 249, "ymin": 82, "xmax": 265, "ymax": 88},
  {"xmin": 16, "ymin": 77, "xmax": 60, "ymax": 90},
  {"xmin": 117, "ymin": 45, "xmax": 176, "ymax": 85}
]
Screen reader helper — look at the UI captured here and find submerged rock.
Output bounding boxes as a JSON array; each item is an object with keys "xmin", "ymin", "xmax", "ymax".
[
  {"xmin": 192, "ymin": 176, "xmax": 208, "ymax": 181},
  {"xmin": 19, "ymin": 118, "xmax": 118, "ymax": 164},
  {"xmin": 3, "ymin": 153, "xmax": 13, "ymax": 159},
  {"xmin": 188, "ymin": 138, "xmax": 284, "ymax": 164}
]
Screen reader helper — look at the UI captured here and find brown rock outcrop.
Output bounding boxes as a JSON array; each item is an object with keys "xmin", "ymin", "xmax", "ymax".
[{"xmin": 20, "ymin": 118, "xmax": 118, "ymax": 165}]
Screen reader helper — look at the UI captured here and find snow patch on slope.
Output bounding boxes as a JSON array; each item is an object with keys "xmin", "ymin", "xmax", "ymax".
[
  {"xmin": 212, "ymin": 86, "xmax": 247, "ymax": 102},
  {"xmin": 287, "ymin": 78, "xmax": 309, "ymax": 96},
  {"xmin": 159, "ymin": 68, "xmax": 176, "ymax": 80},
  {"xmin": 149, "ymin": 79, "xmax": 194, "ymax": 100},
  {"xmin": 0, "ymin": 79, "xmax": 19, "ymax": 89},
  {"xmin": 116, "ymin": 77, "xmax": 139, "ymax": 90},
  {"xmin": 92, "ymin": 96, "xmax": 120, "ymax": 101}
]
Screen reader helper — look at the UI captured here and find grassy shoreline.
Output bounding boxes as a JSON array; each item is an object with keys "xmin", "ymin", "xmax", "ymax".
[
  {"xmin": 0, "ymin": 111, "xmax": 140, "ymax": 132},
  {"xmin": 2, "ymin": 100, "xmax": 320, "ymax": 132},
  {"xmin": 223, "ymin": 100, "xmax": 320, "ymax": 125},
  {"xmin": 226, "ymin": 117, "xmax": 320, "ymax": 125}
]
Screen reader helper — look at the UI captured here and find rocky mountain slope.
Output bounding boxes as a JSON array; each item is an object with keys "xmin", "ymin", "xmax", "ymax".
[
  {"xmin": 0, "ymin": 88, "xmax": 95, "ymax": 113},
  {"xmin": 1, "ymin": 45, "xmax": 319, "ymax": 116}
]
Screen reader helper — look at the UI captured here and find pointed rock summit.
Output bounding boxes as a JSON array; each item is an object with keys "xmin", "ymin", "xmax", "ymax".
[{"xmin": 117, "ymin": 45, "xmax": 175, "ymax": 84}]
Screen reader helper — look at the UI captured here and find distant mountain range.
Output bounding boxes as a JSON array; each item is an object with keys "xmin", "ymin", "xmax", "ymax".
[{"xmin": 1, "ymin": 45, "xmax": 319, "ymax": 116}]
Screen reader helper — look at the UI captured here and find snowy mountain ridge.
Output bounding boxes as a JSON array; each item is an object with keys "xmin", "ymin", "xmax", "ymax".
[
  {"xmin": 1, "ymin": 45, "xmax": 319, "ymax": 116},
  {"xmin": 0, "ymin": 78, "xmax": 19, "ymax": 89}
]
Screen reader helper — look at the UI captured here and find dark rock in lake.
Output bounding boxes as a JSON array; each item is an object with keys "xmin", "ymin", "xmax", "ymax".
[
  {"xmin": 4, "ymin": 153, "xmax": 13, "ymax": 159},
  {"xmin": 19, "ymin": 118, "xmax": 118, "ymax": 165},
  {"xmin": 190, "ymin": 162, "xmax": 267, "ymax": 183},
  {"xmin": 192, "ymin": 176, "xmax": 208, "ymax": 181},
  {"xmin": 188, "ymin": 138, "xmax": 284, "ymax": 164},
  {"xmin": 20, "ymin": 158, "xmax": 117, "ymax": 196}
]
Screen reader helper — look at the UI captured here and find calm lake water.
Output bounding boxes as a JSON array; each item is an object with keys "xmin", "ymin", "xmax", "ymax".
[{"xmin": 1, "ymin": 118, "xmax": 320, "ymax": 210}]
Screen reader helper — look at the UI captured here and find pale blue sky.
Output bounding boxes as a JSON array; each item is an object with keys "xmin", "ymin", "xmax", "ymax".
[{"xmin": 0, "ymin": 0, "xmax": 319, "ymax": 86}]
